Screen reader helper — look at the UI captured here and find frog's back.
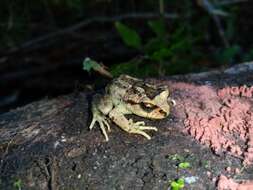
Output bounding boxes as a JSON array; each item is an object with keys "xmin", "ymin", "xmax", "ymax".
[{"xmin": 105, "ymin": 75, "xmax": 139, "ymax": 99}]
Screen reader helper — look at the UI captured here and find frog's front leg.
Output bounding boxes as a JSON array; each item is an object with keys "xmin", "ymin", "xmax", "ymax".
[
  {"xmin": 89, "ymin": 94, "xmax": 113, "ymax": 141},
  {"xmin": 109, "ymin": 108, "xmax": 157, "ymax": 140}
]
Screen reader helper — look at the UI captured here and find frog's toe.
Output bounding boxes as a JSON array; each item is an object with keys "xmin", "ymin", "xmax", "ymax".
[
  {"xmin": 104, "ymin": 118, "xmax": 111, "ymax": 132},
  {"xmin": 132, "ymin": 121, "xmax": 158, "ymax": 131},
  {"xmin": 137, "ymin": 126, "xmax": 158, "ymax": 131},
  {"xmin": 128, "ymin": 122, "xmax": 158, "ymax": 140},
  {"xmin": 89, "ymin": 113, "xmax": 111, "ymax": 141},
  {"xmin": 129, "ymin": 129, "xmax": 151, "ymax": 140},
  {"xmin": 134, "ymin": 121, "xmax": 145, "ymax": 126},
  {"xmin": 98, "ymin": 120, "xmax": 109, "ymax": 141},
  {"xmin": 89, "ymin": 118, "xmax": 96, "ymax": 130}
]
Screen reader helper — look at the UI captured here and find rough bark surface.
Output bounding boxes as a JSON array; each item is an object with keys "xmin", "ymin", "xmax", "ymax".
[{"xmin": 1, "ymin": 62, "xmax": 253, "ymax": 190}]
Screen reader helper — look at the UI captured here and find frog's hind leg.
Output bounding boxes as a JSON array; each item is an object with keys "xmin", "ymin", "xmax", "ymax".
[{"xmin": 109, "ymin": 109, "xmax": 157, "ymax": 140}]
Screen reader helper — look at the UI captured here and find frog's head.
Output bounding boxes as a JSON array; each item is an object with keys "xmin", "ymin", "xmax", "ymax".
[
  {"xmin": 141, "ymin": 87, "xmax": 173, "ymax": 119},
  {"xmin": 126, "ymin": 84, "xmax": 175, "ymax": 119}
]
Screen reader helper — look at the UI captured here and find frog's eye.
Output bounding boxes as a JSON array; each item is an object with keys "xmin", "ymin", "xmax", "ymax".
[{"xmin": 140, "ymin": 102, "xmax": 155, "ymax": 112}]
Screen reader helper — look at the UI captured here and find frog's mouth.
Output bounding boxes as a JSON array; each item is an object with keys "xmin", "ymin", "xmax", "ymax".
[{"xmin": 140, "ymin": 103, "xmax": 167, "ymax": 117}]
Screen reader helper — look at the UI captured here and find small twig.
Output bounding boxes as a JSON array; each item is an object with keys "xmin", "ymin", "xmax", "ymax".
[
  {"xmin": 0, "ymin": 139, "xmax": 14, "ymax": 171},
  {"xmin": 43, "ymin": 158, "xmax": 50, "ymax": 179},
  {"xmin": 159, "ymin": 0, "xmax": 165, "ymax": 15},
  {"xmin": 40, "ymin": 156, "xmax": 59, "ymax": 190},
  {"xmin": 198, "ymin": 0, "xmax": 230, "ymax": 48},
  {"xmin": 212, "ymin": 14, "xmax": 230, "ymax": 48},
  {"xmin": 218, "ymin": 0, "xmax": 249, "ymax": 5},
  {"xmin": 198, "ymin": 0, "xmax": 228, "ymax": 16},
  {"xmin": 6, "ymin": 12, "xmax": 178, "ymax": 54},
  {"xmin": 50, "ymin": 156, "xmax": 59, "ymax": 190},
  {"xmin": 0, "ymin": 61, "xmax": 59, "ymax": 82}
]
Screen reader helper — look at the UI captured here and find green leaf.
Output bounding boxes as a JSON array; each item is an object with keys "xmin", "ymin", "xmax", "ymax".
[
  {"xmin": 222, "ymin": 45, "xmax": 240, "ymax": 63},
  {"xmin": 215, "ymin": 45, "xmax": 240, "ymax": 64},
  {"xmin": 144, "ymin": 37, "xmax": 168, "ymax": 55},
  {"xmin": 82, "ymin": 57, "xmax": 100, "ymax": 72},
  {"xmin": 170, "ymin": 178, "xmax": 185, "ymax": 190},
  {"xmin": 177, "ymin": 178, "xmax": 185, "ymax": 185},
  {"xmin": 202, "ymin": 160, "xmax": 211, "ymax": 169},
  {"xmin": 178, "ymin": 162, "xmax": 191, "ymax": 169},
  {"xmin": 167, "ymin": 154, "xmax": 184, "ymax": 162},
  {"xmin": 13, "ymin": 179, "xmax": 22, "ymax": 190},
  {"xmin": 243, "ymin": 48, "xmax": 253, "ymax": 62},
  {"xmin": 150, "ymin": 48, "xmax": 173, "ymax": 61},
  {"xmin": 148, "ymin": 19, "xmax": 166, "ymax": 37},
  {"xmin": 171, "ymin": 181, "xmax": 180, "ymax": 190},
  {"xmin": 115, "ymin": 21, "xmax": 142, "ymax": 49},
  {"xmin": 110, "ymin": 57, "xmax": 161, "ymax": 77}
]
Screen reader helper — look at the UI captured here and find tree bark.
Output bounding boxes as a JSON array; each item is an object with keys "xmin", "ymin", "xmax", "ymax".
[{"xmin": 1, "ymin": 62, "xmax": 253, "ymax": 190}]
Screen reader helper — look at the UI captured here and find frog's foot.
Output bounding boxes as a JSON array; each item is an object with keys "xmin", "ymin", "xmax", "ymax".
[
  {"xmin": 129, "ymin": 119, "xmax": 158, "ymax": 140},
  {"xmin": 89, "ymin": 112, "xmax": 111, "ymax": 141}
]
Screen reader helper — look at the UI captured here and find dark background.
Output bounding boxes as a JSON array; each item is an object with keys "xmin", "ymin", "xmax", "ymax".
[{"xmin": 0, "ymin": 0, "xmax": 252, "ymax": 114}]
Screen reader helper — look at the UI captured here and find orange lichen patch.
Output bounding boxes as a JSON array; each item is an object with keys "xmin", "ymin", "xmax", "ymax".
[
  {"xmin": 243, "ymin": 125, "xmax": 253, "ymax": 166},
  {"xmin": 217, "ymin": 85, "xmax": 253, "ymax": 98},
  {"xmin": 169, "ymin": 82, "xmax": 253, "ymax": 166},
  {"xmin": 217, "ymin": 175, "xmax": 253, "ymax": 190}
]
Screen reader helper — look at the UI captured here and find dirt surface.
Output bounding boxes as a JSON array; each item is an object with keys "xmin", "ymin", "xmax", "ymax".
[{"xmin": 1, "ymin": 62, "xmax": 253, "ymax": 190}]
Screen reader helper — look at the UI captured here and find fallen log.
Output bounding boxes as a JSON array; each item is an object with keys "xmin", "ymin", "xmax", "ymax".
[{"xmin": 1, "ymin": 62, "xmax": 253, "ymax": 190}]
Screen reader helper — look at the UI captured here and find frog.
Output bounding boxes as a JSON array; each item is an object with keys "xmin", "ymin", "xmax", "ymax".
[{"xmin": 89, "ymin": 74, "xmax": 175, "ymax": 141}]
